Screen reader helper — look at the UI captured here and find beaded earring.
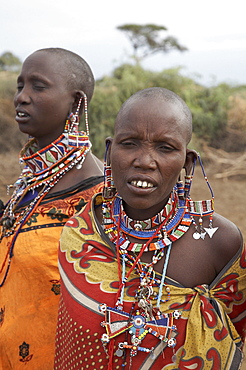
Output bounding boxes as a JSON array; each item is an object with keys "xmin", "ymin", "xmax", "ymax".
[
  {"xmin": 102, "ymin": 141, "xmax": 116, "ymax": 200},
  {"xmin": 176, "ymin": 177, "xmax": 185, "ymax": 199},
  {"xmin": 64, "ymin": 91, "xmax": 89, "ymax": 136},
  {"xmin": 186, "ymin": 154, "xmax": 218, "ymax": 239}
]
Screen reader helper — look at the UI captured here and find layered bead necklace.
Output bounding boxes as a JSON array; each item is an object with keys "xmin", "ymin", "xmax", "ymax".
[
  {"xmin": 0, "ymin": 131, "xmax": 91, "ymax": 287},
  {"xmin": 99, "ymin": 188, "xmax": 191, "ymax": 367},
  {"xmin": 102, "ymin": 191, "xmax": 192, "ymax": 252}
]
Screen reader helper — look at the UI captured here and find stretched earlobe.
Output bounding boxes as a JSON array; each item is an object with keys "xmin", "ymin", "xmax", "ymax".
[
  {"xmin": 105, "ymin": 138, "xmax": 113, "ymax": 164},
  {"xmin": 183, "ymin": 149, "xmax": 198, "ymax": 199},
  {"xmin": 184, "ymin": 149, "xmax": 198, "ymax": 176},
  {"xmin": 70, "ymin": 91, "xmax": 89, "ymax": 135},
  {"xmin": 103, "ymin": 138, "xmax": 116, "ymax": 200}
]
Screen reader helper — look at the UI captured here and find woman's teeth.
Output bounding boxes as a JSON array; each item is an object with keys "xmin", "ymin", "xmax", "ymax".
[{"xmin": 131, "ymin": 180, "xmax": 153, "ymax": 188}]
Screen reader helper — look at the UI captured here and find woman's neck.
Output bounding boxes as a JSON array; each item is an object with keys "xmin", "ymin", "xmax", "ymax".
[{"xmin": 122, "ymin": 197, "xmax": 170, "ymax": 221}]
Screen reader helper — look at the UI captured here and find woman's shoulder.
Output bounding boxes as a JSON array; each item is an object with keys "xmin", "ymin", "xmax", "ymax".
[{"xmin": 211, "ymin": 212, "xmax": 243, "ymax": 258}]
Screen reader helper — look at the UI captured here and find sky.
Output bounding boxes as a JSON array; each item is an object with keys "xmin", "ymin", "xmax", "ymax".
[{"xmin": 1, "ymin": 0, "xmax": 246, "ymax": 86}]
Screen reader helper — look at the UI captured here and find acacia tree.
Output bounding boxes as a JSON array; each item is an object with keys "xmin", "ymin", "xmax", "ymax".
[{"xmin": 117, "ymin": 24, "xmax": 188, "ymax": 64}]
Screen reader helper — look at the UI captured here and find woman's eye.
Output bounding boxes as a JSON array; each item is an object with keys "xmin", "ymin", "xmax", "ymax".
[
  {"xmin": 159, "ymin": 145, "xmax": 175, "ymax": 151},
  {"xmin": 33, "ymin": 84, "xmax": 46, "ymax": 90},
  {"xmin": 121, "ymin": 141, "xmax": 136, "ymax": 147}
]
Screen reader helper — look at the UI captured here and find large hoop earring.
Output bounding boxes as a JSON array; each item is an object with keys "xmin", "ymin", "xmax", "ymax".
[{"xmin": 184, "ymin": 154, "xmax": 214, "ymax": 200}]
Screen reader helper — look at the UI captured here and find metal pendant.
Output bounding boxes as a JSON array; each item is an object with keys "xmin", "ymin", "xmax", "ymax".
[
  {"xmin": 204, "ymin": 227, "xmax": 218, "ymax": 238},
  {"xmin": 193, "ymin": 232, "xmax": 200, "ymax": 240}
]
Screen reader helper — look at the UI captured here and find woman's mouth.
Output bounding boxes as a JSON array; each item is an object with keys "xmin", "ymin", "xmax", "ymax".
[
  {"xmin": 17, "ymin": 112, "xmax": 28, "ymax": 117},
  {"xmin": 15, "ymin": 111, "xmax": 30, "ymax": 123},
  {"xmin": 130, "ymin": 180, "xmax": 154, "ymax": 189}
]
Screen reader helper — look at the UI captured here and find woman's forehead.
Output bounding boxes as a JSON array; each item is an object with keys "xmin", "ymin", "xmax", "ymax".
[
  {"xmin": 117, "ymin": 99, "xmax": 183, "ymax": 129},
  {"xmin": 23, "ymin": 51, "xmax": 66, "ymax": 75},
  {"xmin": 20, "ymin": 51, "xmax": 69, "ymax": 85},
  {"xmin": 115, "ymin": 96, "xmax": 191, "ymax": 143}
]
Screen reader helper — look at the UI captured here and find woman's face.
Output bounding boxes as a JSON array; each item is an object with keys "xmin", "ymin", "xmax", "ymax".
[
  {"xmin": 14, "ymin": 51, "xmax": 75, "ymax": 148},
  {"xmin": 110, "ymin": 97, "xmax": 192, "ymax": 220}
]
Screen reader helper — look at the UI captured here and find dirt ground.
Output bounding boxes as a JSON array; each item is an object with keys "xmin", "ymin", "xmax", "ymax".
[{"xmin": 0, "ymin": 152, "xmax": 245, "ymax": 367}]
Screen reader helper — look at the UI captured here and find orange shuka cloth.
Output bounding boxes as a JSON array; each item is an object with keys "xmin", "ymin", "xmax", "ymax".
[{"xmin": 0, "ymin": 177, "xmax": 103, "ymax": 370}]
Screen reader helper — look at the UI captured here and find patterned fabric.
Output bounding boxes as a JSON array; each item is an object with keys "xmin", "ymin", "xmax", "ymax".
[
  {"xmin": 55, "ymin": 195, "xmax": 246, "ymax": 370},
  {"xmin": 0, "ymin": 177, "xmax": 103, "ymax": 370}
]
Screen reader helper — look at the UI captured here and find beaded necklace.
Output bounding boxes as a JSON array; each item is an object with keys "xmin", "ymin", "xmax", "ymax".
[
  {"xmin": 102, "ymin": 190, "xmax": 192, "ymax": 252},
  {"xmin": 99, "ymin": 190, "xmax": 189, "ymax": 367},
  {"xmin": 0, "ymin": 131, "xmax": 91, "ymax": 287},
  {"xmin": 122, "ymin": 199, "xmax": 172, "ymax": 231}
]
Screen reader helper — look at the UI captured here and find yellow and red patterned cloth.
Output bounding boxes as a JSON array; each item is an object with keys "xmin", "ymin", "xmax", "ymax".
[
  {"xmin": 55, "ymin": 195, "xmax": 246, "ymax": 370},
  {"xmin": 0, "ymin": 177, "xmax": 103, "ymax": 370}
]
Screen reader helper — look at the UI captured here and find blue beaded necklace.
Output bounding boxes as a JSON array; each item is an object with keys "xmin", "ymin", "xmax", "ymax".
[{"xmin": 102, "ymin": 190, "xmax": 192, "ymax": 251}]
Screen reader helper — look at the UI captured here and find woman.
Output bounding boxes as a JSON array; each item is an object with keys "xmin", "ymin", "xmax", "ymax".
[
  {"xmin": 0, "ymin": 48, "xmax": 103, "ymax": 369},
  {"xmin": 55, "ymin": 88, "xmax": 246, "ymax": 369}
]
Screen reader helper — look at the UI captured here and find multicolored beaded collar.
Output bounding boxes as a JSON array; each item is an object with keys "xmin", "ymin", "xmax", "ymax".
[
  {"xmin": 102, "ymin": 190, "xmax": 192, "ymax": 252},
  {"xmin": 0, "ymin": 131, "xmax": 91, "ymax": 287},
  {"xmin": 16, "ymin": 132, "xmax": 91, "ymax": 186}
]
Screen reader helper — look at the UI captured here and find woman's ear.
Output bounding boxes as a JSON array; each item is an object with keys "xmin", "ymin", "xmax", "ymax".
[
  {"xmin": 71, "ymin": 91, "xmax": 85, "ymax": 117},
  {"xmin": 184, "ymin": 149, "xmax": 198, "ymax": 175},
  {"xmin": 105, "ymin": 137, "xmax": 113, "ymax": 146},
  {"xmin": 105, "ymin": 137, "xmax": 113, "ymax": 164},
  {"xmin": 103, "ymin": 137, "xmax": 116, "ymax": 199}
]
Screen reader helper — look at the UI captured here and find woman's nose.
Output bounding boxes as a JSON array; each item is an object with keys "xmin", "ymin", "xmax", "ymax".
[
  {"xmin": 133, "ymin": 150, "xmax": 157, "ymax": 170},
  {"xmin": 14, "ymin": 86, "xmax": 31, "ymax": 105}
]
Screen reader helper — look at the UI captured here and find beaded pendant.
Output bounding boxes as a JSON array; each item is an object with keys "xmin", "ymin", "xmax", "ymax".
[
  {"xmin": 188, "ymin": 199, "xmax": 218, "ymax": 240},
  {"xmin": 99, "ymin": 304, "xmax": 181, "ymax": 358}
]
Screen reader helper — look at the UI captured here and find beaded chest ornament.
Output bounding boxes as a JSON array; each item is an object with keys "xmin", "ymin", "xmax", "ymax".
[{"xmin": 100, "ymin": 200, "xmax": 183, "ymax": 368}]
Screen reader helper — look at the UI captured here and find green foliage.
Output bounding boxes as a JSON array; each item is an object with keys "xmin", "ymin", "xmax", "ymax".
[
  {"xmin": 117, "ymin": 24, "xmax": 187, "ymax": 63},
  {"xmin": 191, "ymin": 84, "xmax": 231, "ymax": 146},
  {"xmin": 1, "ymin": 63, "xmax": 246, "ymax": 158},
  {"xmin": 0, "ymin": 52, "xmax": 21, "ymax": 71},
  {"xmin": 89, "ymin": 64, "xmax": 155, "ymax": 157},
  {"xmin": 88, "ymin": 64, "xmax": 246, "ymax": 158}
]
